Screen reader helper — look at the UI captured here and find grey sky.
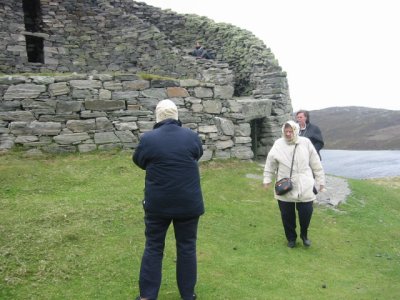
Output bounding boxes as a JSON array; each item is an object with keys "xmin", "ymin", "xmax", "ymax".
[{"xmin": 142, "ymin": 0, "xmax": 400, "ymax": 111}]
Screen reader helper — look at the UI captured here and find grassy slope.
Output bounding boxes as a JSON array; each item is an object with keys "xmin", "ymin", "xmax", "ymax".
[{"xmin": 0, "ymin": 151, "xmax": 399, "ymax": 299}]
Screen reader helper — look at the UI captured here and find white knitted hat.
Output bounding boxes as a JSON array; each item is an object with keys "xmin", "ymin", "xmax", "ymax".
[{"xmin": 155, "ymin": 99, "xmax": 178, "ymax": 123}]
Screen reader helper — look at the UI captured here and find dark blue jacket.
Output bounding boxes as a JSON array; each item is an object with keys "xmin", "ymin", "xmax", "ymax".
[{"xmin": 133, "ymin": 119, "xmax": 204, "ymax": 218}]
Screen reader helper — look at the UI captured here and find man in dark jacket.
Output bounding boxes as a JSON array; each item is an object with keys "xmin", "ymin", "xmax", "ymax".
[
  {"xmin": 133, "ymin": 99, "xmax": 204, "ymax": 300},
  {"xmin": 296, "ymin": 110, "xmax": 324, "ymax": 159},
  {"xmin": 189, "ymin": 41, "xmax": 212, "ymax": 59}
]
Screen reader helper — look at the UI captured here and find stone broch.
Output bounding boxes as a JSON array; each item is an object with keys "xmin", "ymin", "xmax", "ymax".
[{"xmin": 0, "ymin": 0, "xmax": 294, "ymax": 160}]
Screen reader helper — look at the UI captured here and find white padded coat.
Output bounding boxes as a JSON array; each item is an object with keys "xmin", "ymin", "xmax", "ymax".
[{"xmin": 263, "ymin": 134, "xmax": 326, "ymax": 202}]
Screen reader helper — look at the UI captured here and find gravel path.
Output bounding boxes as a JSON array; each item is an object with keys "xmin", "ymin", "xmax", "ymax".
[
  {"xmin": 315, "ymin": 175, "xmax": 351, "ymax": 208},
  {"xmin": 247, "ymin": 172, "xmax": 351, "ymax": 208}
]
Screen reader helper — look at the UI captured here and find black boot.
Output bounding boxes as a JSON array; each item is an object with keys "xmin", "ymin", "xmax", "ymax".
[{"xmin": 300, "ymin": 235, "xmax": 311, "ymax": 247}]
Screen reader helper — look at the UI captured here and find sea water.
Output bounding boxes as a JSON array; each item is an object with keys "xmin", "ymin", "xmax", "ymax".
[{"xmin": 321, "ymin": 150, "xmax": 400, "ymax": 179}]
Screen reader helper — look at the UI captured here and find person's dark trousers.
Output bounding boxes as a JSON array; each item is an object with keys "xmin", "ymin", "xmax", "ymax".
[
  {"xmin": 139, "ymin": 214, "xmax": 199, "ymax": 300},
  {"xmin": 277, "ymin": 200, "xmax": 314, "ymax": 241}
]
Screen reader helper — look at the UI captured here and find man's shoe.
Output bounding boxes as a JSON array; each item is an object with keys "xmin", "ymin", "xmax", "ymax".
[
  {"xmin": 301, "ymin": 236, "xmax": 311, "ymax": 247},
  {"xmin": 182, "ymin": 293, "xmax": 197, "ymax": 300},
  {"xmin": 287, "ymin": 240, "xmax": 296, "ymax": 248}
]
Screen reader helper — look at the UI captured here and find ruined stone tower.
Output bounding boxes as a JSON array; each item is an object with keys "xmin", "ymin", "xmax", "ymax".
[{"xmin": 0, "ymin": 0, "xmax": 292, "ymax": 160}]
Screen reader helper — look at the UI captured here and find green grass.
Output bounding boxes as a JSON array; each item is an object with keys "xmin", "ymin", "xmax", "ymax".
[{"xmin": 0, "ymin": 151, "xmax": 399, "ymax": 299}]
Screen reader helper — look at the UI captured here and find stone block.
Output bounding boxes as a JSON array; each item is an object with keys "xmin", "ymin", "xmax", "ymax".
[
  {"xmin": 122, "ymin": 80, "xmax": 150, "ymax": 91},
  {"xmin": 94, "ymin": 132, "xmax": 120, "ymax": 144},
  {"xmin": 194, "ymin": 87, "xmax": 213, "ymax": 98},
  {"xmin": 0, "ymin": 100, "xmax": 21, "ymax": 111},
  {"xmin": 114, "ymin": 121, "xmax": 138, "ymax": 131},
  {"xmin": 103, "ymin": 81, "xmax": 123, "ymax": 90},
  {"xmin": 137, "ymin": 121, "xmax": 155, "ymax": 132},
  {"xmin": 49, "ymin": 82, "xmax": 70, "ymax": 96},
  {"xmin": 112, "ymin": 91, "xmax": 140, "ymax": 101},
  {"xmin": 232, "ymin": 146, "xmax": 254, "ymax": 160},
  {"xmin": 215, "ymin": 139, "xmax": 234, "ymax": 150},
  {"xmin": 72, "ymin": 88, "xmax": 92, "ymax": 99},
  {"xmin": 56, "ymin": 101, "xmax": 82, "ymax": 113},
  {"xmin": 214, "ymin": 85, "xmax": 234, "ymax": 99},
  {"xmin": 96, "ymin": 117, "xmax": 113, "ymax": 131},
  {"xmin": 78, "ymin": 143, "xmax": 97, "ymax": 153},
  {"xmin": 9, "ymin": 122, "xmax": 31, "ymax": 135},
  {"xmin": 234, "ymin": 136, "xmax": 252, "ymax": 144},
  {"xmin": 115, "ymin": 130, "xmax": 137, "ymax": 143},
  {"xmin": 84, "ymin": 100, "xmax": 126, "ymax": 111},
  {"xmin": 180, "ymin": 79, "xmax": 200, "ymax": 87},
  {"xmin": 66, "ymin": 119, "xmax": 96, "ymax": 133},
  {"xmin": 215, "ymin": 150, "xmax": 231, "ymax": 159},
  {"xmin": 4, "ymin": 84, "xmax": 46, "ymax": 100},
  {"xmin": 31, "ymin": 76, "xmax": 55, "ymax": 85},
  {"xmin": 0, "ymin": 111, "xmax": 35, "ymax": 122},
  {"xmin": 199, "ymin": 149, "xmax": 213, "ymax": 162},
  {"xmin": 30, "ymin": 121, "xmax": 62, "ymax": 136},
  {"xmin": 15, "ymin": 135, "xmax": 39, "ymax": 144},
  {"xmin": 151, "ymin": 79, "xmax": 179, "ymax": 88},
  {"xmin": 166, "ymin": 87, "xmax": 189, "ymax": 98},
  {"xmin": 235, "ymin": 123, "xmax": 251, "ymax": 136},
  {"xmin": 43, "ymin": 144, "xmax": 77, "ymax": 154},
  {"xmin": 203, "ymin": 100, "xmax": 222, "ymax": 114},
  {"xmin": 53, "ymin": 132, "xmax": 91, "ymax": 145},
  {"xmin": 198, "ymin": 125, "xmax": 218, "ymax": 133},
  {"xmin": 70, "ymin": 80, "xmax": 102, "ymax": 89},
  {"xmin": 140, "ymin": 88, "xmax": 167, "ymax": 99},
  {"xmin": 99, "ymin": 89, "xmax": 112, "ymax": 100},
  {"xmin": 214, "ymin": 117, "xmax": 235, "ymax": 136}
]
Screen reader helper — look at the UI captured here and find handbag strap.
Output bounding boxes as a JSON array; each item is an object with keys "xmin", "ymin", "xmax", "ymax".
[{"xmin": 289, "ymin": 144, "xmax": 298, "ymax": 178}]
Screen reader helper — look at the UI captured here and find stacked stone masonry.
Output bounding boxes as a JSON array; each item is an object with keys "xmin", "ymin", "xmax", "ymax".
[
  {"xmin": 0, "ymin": 73, "xmax": 289, "ymax": 160},
  {"xmin": 0, "ymin": 0, "xmax": 293, "ymax": 159}
]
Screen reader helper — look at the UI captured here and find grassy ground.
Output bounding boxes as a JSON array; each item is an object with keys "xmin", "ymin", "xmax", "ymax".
[{"xmin": 0, "ymin": 151, "xmax": 399, "ymax": 299}]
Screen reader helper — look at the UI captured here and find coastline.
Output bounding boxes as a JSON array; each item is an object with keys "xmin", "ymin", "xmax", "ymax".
[
  {"xmin": 321, "ymin": 149, "xmax": 400, "ymax": 179},
  {"xmin": 365, "ymin": 176, "xmax": 400, "ymax": 188}
]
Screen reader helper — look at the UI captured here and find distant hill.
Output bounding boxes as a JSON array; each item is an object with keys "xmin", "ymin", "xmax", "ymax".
[{"xmin": 309, "ymin": 106, "xmax": 400, "ymax": 150}]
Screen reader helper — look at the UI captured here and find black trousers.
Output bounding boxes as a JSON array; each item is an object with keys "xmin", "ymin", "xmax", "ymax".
[
  {"xmin": 139, "ymin": 214, "xmax": 199, "ymax": 300},
  {"xmin": 277, "ymin": 200, "xmax": 314, "ymax": 242}
]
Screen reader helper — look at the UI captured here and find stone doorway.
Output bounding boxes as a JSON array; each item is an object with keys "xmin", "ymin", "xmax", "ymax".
[
  {"xmin": 22, "ymin": 0, "xmax": 44, "ymax": 63},
  {"xmin": 250, "ymin": 118, "xmax": 264, "ymax": 160}
]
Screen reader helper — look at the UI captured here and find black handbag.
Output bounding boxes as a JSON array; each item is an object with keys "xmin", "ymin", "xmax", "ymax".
[
  {"xmin": 275, "ymin": 144, "xmax": 297, "ymax": 195},
  {"xmin": 275, "ymin": 177, "xmax": 293, "ymax": 195}
]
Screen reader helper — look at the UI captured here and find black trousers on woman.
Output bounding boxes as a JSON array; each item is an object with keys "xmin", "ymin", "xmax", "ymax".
[{"xmin": 277, "ymin": 200, "xmax": 314, "ymax": 242}]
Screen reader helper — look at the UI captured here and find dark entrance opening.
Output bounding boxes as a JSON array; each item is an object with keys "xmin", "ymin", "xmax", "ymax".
[
  {"xmin": 25, "ymin": 35, "xmax": 44, "ymax": 63},
  {"xmin": 250, "ymin": 118, "xmax": 263, "ymax": 160},
  {"xmin": 22, "ymin": 0, "xmax": 44, "ymax": 63},
  {"xmin": 22, "ymin": 0, "xmax": 42, "ymax": 32}
]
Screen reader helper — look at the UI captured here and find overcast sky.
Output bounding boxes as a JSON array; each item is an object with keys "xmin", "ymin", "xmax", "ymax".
[{"xmin": 141, "ymin": 0, "xmax": 399, "ymax": 111}]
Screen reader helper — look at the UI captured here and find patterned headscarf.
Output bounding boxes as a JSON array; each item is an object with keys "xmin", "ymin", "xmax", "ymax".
[{"xmin": 281, "ymin": 120, "xmax": 300, "ymax": 144}]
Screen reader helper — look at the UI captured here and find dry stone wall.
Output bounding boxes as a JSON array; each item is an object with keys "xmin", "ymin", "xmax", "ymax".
[
  {"xmin": 0, "ymin": 0, "xmax": 294, "ymax": 159},
  {"xmin": 0, "ymin": 73, "xmax": 285, "ymax": 160}
]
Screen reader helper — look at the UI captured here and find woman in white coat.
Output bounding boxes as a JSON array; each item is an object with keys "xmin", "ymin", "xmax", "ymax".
[{"xmin": 263, "ymin": 120, "xmax": 326, "ymax": 248}]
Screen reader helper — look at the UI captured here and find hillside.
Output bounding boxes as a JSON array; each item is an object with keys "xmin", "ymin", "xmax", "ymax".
[{"xmin": 310, "ymin": 106, "xmax": 400, "ymax": 150}]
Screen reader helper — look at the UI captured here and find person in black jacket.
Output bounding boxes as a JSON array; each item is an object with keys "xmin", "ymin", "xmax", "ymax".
[
  {"xmin": 133, "ymin": 99, "xmax": 204, "ymax": 300},
  {"xmin": 296, "ymin": 110, "xmax": 324, "ymax": 195},
  {"xmin": 188, "ymin": 41, "xmax": 212, "ymax": 59},
  {"xmin": 295, "ymin": 110, "xmax": 324, "ymax": 159}
]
